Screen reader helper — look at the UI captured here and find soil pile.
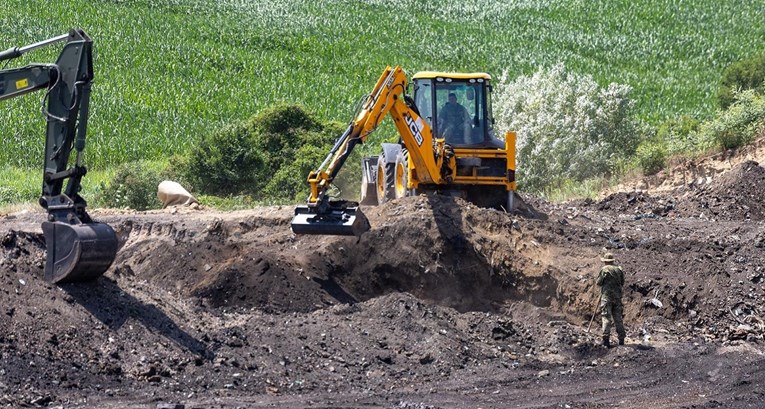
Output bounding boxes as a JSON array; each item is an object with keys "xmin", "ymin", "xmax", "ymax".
[
  {"xmin": 673, "ymin": 160, "xmax": 765, "ymax": 220},
  {"xmin": 2, "ymin": 157, "xmax": 765, "ymax": 407}
]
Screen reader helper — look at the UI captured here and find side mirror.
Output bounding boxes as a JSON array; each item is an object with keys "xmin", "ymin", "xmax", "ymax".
[{"xmin": 466, "ymin": 88, "xmax": 475, "ymax": 101}]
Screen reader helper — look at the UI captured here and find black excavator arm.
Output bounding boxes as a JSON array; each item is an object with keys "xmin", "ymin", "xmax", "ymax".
[{"xmin": 0, "ymin": 29, "xmax": 117, "ymax": 283}]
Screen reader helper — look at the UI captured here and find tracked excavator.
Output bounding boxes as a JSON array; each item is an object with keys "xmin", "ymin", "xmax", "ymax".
[
  {"xmin": 292, "ymin": 65, "xmax": 520, "ymax": 236},
  {"xmin": 0, "ymin": 29, "xmax": 117, "ymax": 283}
]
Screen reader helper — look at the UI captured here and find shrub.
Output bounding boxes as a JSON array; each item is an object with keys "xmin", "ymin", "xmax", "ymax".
[
  {"xmin": 635, "ymin": 140, "xmax": 667, "ymax": 176},
  {"xmin": 657, "ymin": 115, "xmax": 701, "ymax": 155},
  {"xmin": 493, "ymin": 63, "xmax": 639, "ymax": 192},
  {"xmin": 718, "ymin": 55, "xmax": 765, "ymax": 109},
  {"xmin": 0, "ymin": 186, "xmax": 37, "ymax": 205},
  {"xmin": 183, "ymin": 120, "xmax": 265, "ymax": 197},
  {"xmin": 97, "ymin": 161, "xmax": 163, "ymax": 210},
  {"xmin": 262, "ymin": 144, "xmax": 329, "ymax": 203},
  {"xmin": 250, "ymin": 104, "xmax": 325, "ymax": 172},
  {"xmin": 699, "ymin": 90, "xmax": 765, "ymax": 150},
  {"xmin": 183, "ymin": 104, "xmax": 356, "ymax": 202},
  {"xmin": 259, "ymin": 120, "xmax": 361, "ymax": 203}
]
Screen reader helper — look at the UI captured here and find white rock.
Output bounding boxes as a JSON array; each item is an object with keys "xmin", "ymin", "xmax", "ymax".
[{"xmin": 157, "ymin": 180, "xmax": 198, "ymax": 209}]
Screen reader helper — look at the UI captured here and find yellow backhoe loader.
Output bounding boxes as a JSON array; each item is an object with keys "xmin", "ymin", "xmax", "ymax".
[
  {"xmin": 292, "ymin": 65, "xmax": 520, "ymax": 236},
  {"xmin": 0, "ymin": 29, "xmax": 117, "ymax": 282}
]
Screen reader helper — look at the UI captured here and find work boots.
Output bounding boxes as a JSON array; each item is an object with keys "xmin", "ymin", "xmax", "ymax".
[
  {"xmin": 602, "ymin": 336, "xmax": 610, "ymax": 348},
  {"xmin": 618, "ymin": 337, "xmax": 625, "ymax": 346}
]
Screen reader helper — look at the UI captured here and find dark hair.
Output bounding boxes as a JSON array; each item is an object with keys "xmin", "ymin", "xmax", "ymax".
[{"xmin": 448, "ymin": 92, "xmax": 456, "ymax": 98}]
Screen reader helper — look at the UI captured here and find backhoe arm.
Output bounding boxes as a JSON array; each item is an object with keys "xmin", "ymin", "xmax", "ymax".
[
  {"xmin": 304, "ymin": 66, "xmax": 408, "ymax": 209},
  {"xmin": 0, "ymin": 29, "xmax": 117, "ymax": 283},
  {"xmin": 292, "ymin": 65, "xmax": 453, "ymax": 236}
]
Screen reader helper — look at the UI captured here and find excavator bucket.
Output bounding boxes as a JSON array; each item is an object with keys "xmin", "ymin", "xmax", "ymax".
[
  {"xmin": 291, "ymin": 202, "xmax": 370, "ymax": 236},
  {"xmin": 41, "ymin": 221, "xmax": 118, "ymax": 283}
]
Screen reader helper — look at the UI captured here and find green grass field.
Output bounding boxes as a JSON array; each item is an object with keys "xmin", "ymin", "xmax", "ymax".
[{"xmin": 1, "ymin": 0, "xmax": 763, "ymax": 190}]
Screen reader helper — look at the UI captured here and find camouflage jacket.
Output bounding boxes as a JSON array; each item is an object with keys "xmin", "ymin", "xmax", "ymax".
[{"xmin": 597, "ymin": 265, "xmax": 624, "ymax": 301}]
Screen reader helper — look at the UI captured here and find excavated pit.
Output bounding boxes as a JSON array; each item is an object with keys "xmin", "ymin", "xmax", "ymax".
[{"xmin": 98, "ymin": 194, "xmax": 564, "ymax": 315}]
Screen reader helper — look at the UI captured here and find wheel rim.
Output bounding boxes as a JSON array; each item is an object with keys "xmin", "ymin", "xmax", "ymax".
[
  {"xmin": 360, "ymin": 167, "xmax": 369, "ymax": 202},
  {"xmin": 395, "ymin": 161, "xmax": 407, "ymax": 198},
  {"xmin": 376, "ymin": 162, "xmax": 385, "ymax": 201}
]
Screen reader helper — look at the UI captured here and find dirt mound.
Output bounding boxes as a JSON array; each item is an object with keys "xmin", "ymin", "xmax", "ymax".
[
  {"xmin": 588, "ymin": 191, "xmax": 675, "ymax": 218},
  {"xmin": 673, "ymin": 160, "xmax": 765, "ymax": 220},
  {"xmin": 93, "ymin": 196, "xmax": 560, "ymax": 315},
  {"xmin": 3, "ymin": 181, "xmax": 765, "ymax": 407}
]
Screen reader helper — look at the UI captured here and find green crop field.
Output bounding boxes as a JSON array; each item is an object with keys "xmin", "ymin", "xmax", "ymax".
[{"xmin": 1, "ymin": 0, "xmax": 763, "ymax": 176}]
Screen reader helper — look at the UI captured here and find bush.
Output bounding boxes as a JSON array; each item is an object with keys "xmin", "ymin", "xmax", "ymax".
[
  {"xmin": 493, "ymin": 63, "xmax": 638, "ymax": 192},
  {"xmin": 97, "ymin": 161, "xmax": 163, "ymax": 210},
  {"xmin": 635, "ymin": 140, "xmax": 667, "ymax": 176},
  {"xmin": 183, "ymin": 120, "xmax": 265, "ymax": 197},
  {"xmin": 260, "ymin": 120, "xmax": 360, "ymax": 203},
  {"xmin": 718, "ymin": 55, "xmax": 765, "ymax": 109},
  {"xmin": 183, "ymin": 104, "xmax": 357, "ymax": 202},
  {"xmin": 657, "ymin": 115, "xmax": 701, "ymax": 155},
  {"xmin": 262, "ymin": 144, "xmax": 328, "ymax": 203},
  {"xmin": 0, "ymin": 186, "xmax": 37, "ymax": 205},
  {"xmin": 699, "ymin": 90, "xmax": 765, "ymax": 150}
]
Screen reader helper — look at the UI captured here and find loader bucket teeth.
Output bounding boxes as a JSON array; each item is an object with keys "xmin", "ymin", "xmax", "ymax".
[
  {"xmin": 291, "ymin": 203, "xmax": 370, "ymax": 236},
  {"xmin": 42, "ymin": 221, "xmax": 118, "ymax": 283}
]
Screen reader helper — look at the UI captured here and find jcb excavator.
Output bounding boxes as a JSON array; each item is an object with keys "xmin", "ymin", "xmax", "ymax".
[
  {"xmin": 292, "ymin": 65, "xmax": 519, "ymax": 236},
  {"xmin": 0, "ymin": 29, "xmax": 117, "ymax": 283}
]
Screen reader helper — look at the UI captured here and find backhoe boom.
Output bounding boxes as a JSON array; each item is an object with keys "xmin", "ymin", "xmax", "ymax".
[{"xmin": 292, "ymin": 65, "xmax": 454, "ymax": 236}]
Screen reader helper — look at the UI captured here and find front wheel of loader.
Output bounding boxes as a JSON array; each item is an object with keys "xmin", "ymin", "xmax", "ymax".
[{"xmin": 376, "ymin": 151, "xmax": 395, "ymax": 205}]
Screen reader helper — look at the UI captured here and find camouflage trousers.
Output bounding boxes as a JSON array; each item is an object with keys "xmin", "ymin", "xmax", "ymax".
[{"xmin": 600, "ymin": 297, "xmax": 626, "ymax": 340}]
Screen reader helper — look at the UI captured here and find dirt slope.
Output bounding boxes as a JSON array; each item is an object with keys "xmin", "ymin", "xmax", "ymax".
[{"xmin": 3, "ymin": 152, "xmax": 765, "ymax": 407}]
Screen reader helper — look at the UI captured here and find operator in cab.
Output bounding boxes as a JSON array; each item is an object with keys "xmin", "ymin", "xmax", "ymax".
[{"xmin": 438, "ymin": 92, "xmax": 471, "ymax": 145}]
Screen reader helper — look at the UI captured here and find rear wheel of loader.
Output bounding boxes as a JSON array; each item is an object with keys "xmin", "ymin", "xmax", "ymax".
[
  {"xmin": 394, "ymin": 149, "xmax": 409, "ymax": 199},
  {"xmin": 376, "ymin": 151, "xmax": 395, "ymax": 205}
]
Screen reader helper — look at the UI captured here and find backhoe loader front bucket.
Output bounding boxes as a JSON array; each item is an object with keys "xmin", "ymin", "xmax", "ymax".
[
  {"xmin": 42, "ymin": 221, "xmax": 118, "ymax": 283},
  {"xmin": 291, "ymin": 202, "xmax": 370, "ymax": 236}
]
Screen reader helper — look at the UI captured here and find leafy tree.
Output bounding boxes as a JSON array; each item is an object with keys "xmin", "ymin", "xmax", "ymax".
[
  {"xmin": 718, "ymin": 55, "xmax": 765, "ymax": 109},
  {"xmin": 494, "ymin": 64, "xmax": 638, "ymax": 192}
]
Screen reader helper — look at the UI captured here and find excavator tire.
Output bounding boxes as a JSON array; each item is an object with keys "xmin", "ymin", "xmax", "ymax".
[
  {"xmin": 42, "ymin": 221, "xmax": 118, "ymax": 283},
  {"xmin": 376, "ymin": 150, "xmax": 396, "ymax": 205},
  {"xmin": 394, "ymin": 149, "xmax": 409, "ymax": 199}
]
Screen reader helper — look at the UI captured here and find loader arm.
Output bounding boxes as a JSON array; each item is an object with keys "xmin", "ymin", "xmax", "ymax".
[
  {"xmin": 0, "ymin": 29, "xmax": 117, "ymax": 283},
  {"xmin": 292, "ymin": 65, "xmax": 452, "ymax": 236}
]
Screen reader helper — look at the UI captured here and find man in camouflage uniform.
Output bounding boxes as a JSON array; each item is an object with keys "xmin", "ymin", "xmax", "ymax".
[{"xmin": 597, "ymin": 252, "xmax": 626, "ymax": 347}]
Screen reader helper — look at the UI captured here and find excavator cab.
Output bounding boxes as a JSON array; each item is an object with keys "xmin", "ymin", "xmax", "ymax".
[
  {"xmin": 411, "ymin": 72, "xmax": 499, "ymax": 148},
  {"xmin": 0, "ymin": 29, "xmax": 118, "ymax": 283}
]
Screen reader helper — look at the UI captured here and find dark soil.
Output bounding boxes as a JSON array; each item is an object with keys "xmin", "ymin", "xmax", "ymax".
[{"xmin": 2, "ymin": 160, "xmax": 765, "ymax": 408}]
